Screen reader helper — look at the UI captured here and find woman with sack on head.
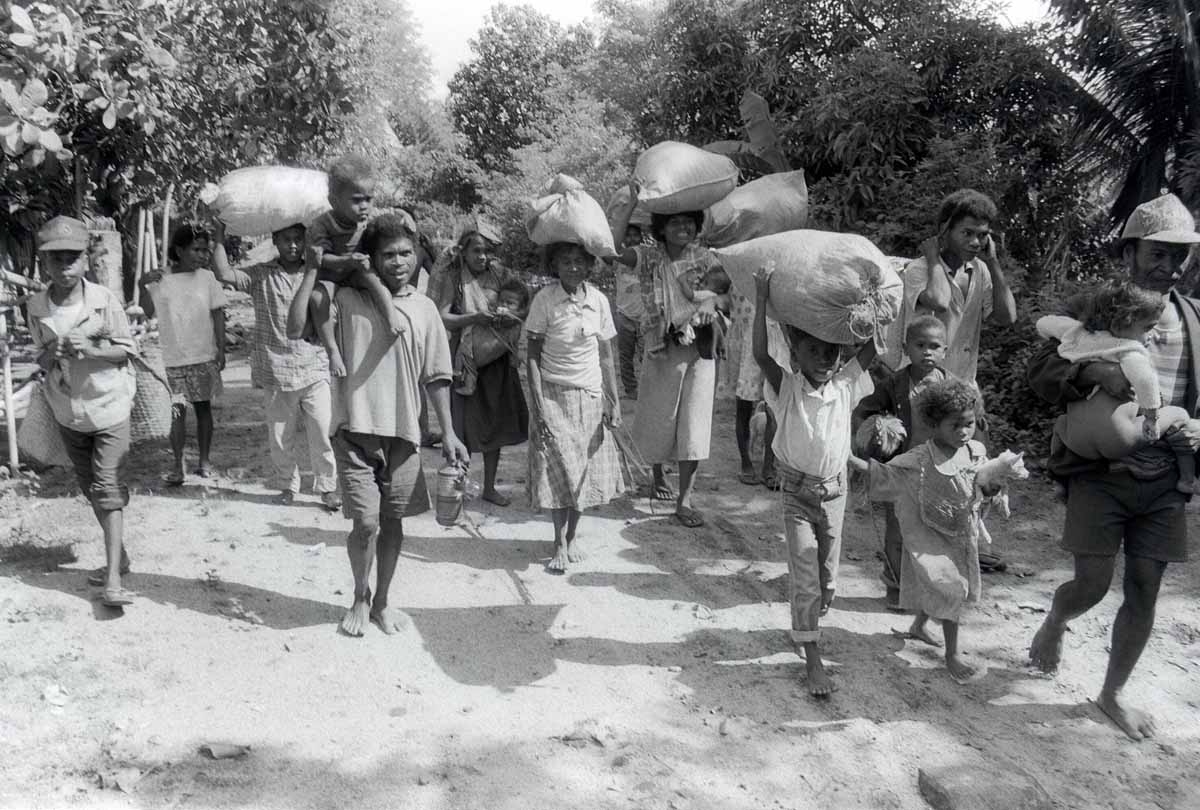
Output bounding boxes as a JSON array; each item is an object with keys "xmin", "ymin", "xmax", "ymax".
[
  {"xmin": 609, "ymin": 181, "xmax": 728, "ymax": 527},
  {"xmin": 526, "ymin": 241, "xmax": 625, "ymax": 572},
  {"xmin": 427, "ymin": 230, "xmax": 529, "ymax": 506}
]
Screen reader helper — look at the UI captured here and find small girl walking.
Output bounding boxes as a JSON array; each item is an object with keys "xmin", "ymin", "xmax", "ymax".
[
  {"xmin": 850, "ymin": 378, "xmax": 1002, "ymax": 683},
  {"xmin": 144, "ymin": 224, "xmax": 227, "ymax": 485}
]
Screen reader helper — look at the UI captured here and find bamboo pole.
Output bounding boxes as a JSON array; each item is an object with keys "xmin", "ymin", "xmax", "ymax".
[
  {"xmin": 132, "ymin": 207, "xmax": 147, "ymax": 309},
  {"xmin": 160, "ymin": 183, "xmax": 174, "ymax": 273},
  {"xmin": 1, "ymin": 314, "xmax": 16, "ymax": 471}
]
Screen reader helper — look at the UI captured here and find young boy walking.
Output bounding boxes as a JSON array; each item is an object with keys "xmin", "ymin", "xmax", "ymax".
[
  {"xmin": 753, "ymin": 266, "xmax": 875, "ymax": 697},
  {"xmin": 211, "ymin": 220, "xmax": 340, "ymax": 509},
  {"xmin": 293, "ymin": 213, "xmax": 469, "ymax": 637},
  {"xmin": 27, "ymin": 216, "xmax": 137, "ymax": 607}
]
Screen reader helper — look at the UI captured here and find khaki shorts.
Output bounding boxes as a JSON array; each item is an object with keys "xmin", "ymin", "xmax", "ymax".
[{"xmin": 333, "ymin": 430, "xmax": 429, "ymax": 522}]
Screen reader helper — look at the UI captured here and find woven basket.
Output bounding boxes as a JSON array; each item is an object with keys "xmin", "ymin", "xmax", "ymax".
[
  {"xmin": 16, "ymin": 381, "xmax": 71, "ymax": 468},
  {"xmin": 130, "ymin": 346, "xmax": 172, "ymax": 444}
]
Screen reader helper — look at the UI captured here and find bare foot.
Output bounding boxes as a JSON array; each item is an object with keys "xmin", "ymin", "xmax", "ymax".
[
  {"xmin": 893, "ymin": 621, "xmax": 942, "ymax": 648},
  {"xmin": 370, "ymin": 605, "xmax": 409, "ymax": 636},
  {"xmin": 339, "ymin": 593, "xmax": 371, "ymax": 637},
  {"xmin": 1029, "ymin": 618, "xmax": 1064, "ymax": 673},
  {"xmin": 547, "ymin": 544, "xmax": 569, "ymax": 573},
  {"xmin": 566, "ymin": 540, "xmax": 586, "ymax": 563},
  {"xmin": 482, "ymin": 489, "xmax": 511, "ymax": 507},
  {"xmin": 1096, "ymin": 692, "xmax": 1155, "ymax": 741},
  {"xmin": 946, "ymin": 653, "xmax": 976, "ymax": 683},
  {"xmin": 1176, "ymin": 480, "xmax": 1199, "ymax": 495},
  {"xmin": 805, "ymin": 655, "xmax": 837, "ymax": 698}
]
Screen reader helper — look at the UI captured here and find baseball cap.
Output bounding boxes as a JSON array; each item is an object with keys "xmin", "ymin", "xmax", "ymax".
[
  {"xmin": 37, "ymin": 216, "xmax": 89, "ymax": 251},
  {"xmin": 1120, "ymin": 194, "xmax": 1200, "ymax": 244}
]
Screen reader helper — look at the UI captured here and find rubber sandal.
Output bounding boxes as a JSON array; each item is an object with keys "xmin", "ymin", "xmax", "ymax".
[
  {"xmin": 101, "ymin": 587, "xmax": 134, "ymax": 607},
  {"xmin": 674, "ymin": 506, "xmax": 705, "ymax": 528},
  {"xmin": 164, "ymin": 471, "xmax": 185, "ymax": 487},
  {"xmin": 738, "ymin": 471, "xmax": 761, "ymax": 485},
  {"xmin": 87, "ymin": 565, "xmax": 131, "ymax": 587}
]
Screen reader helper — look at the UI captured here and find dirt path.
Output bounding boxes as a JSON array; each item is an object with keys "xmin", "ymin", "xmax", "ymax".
[{"xmin": 1, "ymin": 299, "xmax": 1198, "ymax": 809}]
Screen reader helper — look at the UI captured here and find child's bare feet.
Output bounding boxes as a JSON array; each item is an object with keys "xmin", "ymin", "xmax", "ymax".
[
  {"xmin": 566, "ymin": 539, "xmax": 585, "ymax": 563},
  {"xmin": 1095, "ymin": 691, "xmax": 1156, "ymax": 741},
  {"xmin": 805, "ymin": 655, "xmax": 837, "ymax": 698},
  {"xmin": 330, "ymin": 355, "xmax": 347, "ymax": 378},
  {"xmin": 340, "ymin": 590, "xmax": 371, "ymax": 637},
  {"xmin": 547, "ymin": 543, "xmax": 570, "ymax": 573},
  {"xmin": 369, "ymin": 605, "xmax": 409, "ymax": 636},
  {"xmin": 894, "ymin": 617, "xmax": 942, "ymax": 647},
  {"xmin": 482, "ymin": 489, "xmax": 511, "ymax": 507},
  {"xmin": 946, "ymin": 653, "xmax": 976, "ymax": 683},
  {"xmin": 1029, "ymin": 618, "xmax": 1064, "ymax": 673}
]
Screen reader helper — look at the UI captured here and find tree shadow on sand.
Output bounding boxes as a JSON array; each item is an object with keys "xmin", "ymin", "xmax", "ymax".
[{"xmin": 3, "ymin": 560, "xmax": 342, "ymax": 631}]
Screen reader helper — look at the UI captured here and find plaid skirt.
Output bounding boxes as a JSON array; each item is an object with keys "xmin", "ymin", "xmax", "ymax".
[
  {"xmin": 167, "ymin": 361, "xmax": 223, "ymax": 404},
  {"xmin": 528, "ymin": 380, "xmax": 626, "ymax": 510}
]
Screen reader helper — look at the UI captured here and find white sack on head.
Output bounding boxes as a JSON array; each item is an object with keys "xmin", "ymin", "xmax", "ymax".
[
  {"xmin": 525, "ymin": 174, "xmax": 617, "ymax": 259},
  {"xmin": 715, "ymin": 229, "xmax": 903, "ymax": 346},
  {"xmin": 206, "ymin": 166, "xmax": 330, "ymax": 237},
  {"xmin": 701, "ymin": 170, "xmax": 808, "ymax": 247},
  {"xmin": 606, "ymin": 186, "xmax": 651, "ymax": 229},
  {"xmin": 634, "ymin": 141, "xmax": 739, "ymax": 215}
]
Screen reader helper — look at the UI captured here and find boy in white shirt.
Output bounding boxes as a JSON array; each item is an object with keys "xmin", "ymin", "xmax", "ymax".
[{"xmin": 752, "ymin": 266, "xmax": 876, "ymax": 697}]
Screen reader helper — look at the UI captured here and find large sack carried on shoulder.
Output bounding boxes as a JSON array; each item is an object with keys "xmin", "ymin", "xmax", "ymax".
[
  {"xmin": 715, "ymin": 230, "xmax": 902, "ymax": 345},
  {"xmin": 702, "ymin": 170, "xmax": 808, "ymax": 248},
  {"xmin": 17, "ymin": 381, "xmax": 71, "ymax": 468},
  {"xmin": 634, "ymin": 141, "xmax": 738, "ymax": 215},
  {"xmin": 201, "ymin": 166, "xmax": 330, "ymax": 237},
  {"xmin": 526, "ymin": 174, "xmax": 617, "ymax": 259}
]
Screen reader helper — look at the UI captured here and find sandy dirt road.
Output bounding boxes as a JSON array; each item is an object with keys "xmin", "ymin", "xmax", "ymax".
[{"xmin": 1, "ymin": 299, "xmax": 1197, "ymax": 810}]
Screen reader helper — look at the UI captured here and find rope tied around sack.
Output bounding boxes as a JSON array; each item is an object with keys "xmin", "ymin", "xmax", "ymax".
[{"xmin": 845, "ymin": 272, "xmax": 892, "ymax": 345}]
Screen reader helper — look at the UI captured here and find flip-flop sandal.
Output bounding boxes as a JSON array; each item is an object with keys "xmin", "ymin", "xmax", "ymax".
[
  {"xmin": 674, "ymin": 506, "xmax": 705, "ymax": 528},
  {"xmin": 101, "ymin": 587, "xmax": 134, "ymax": 607},
  {"xmin": 164, "ymin": 471, "xmax": 185, "ymax": 487},
  {"xmin": 638, "ymin": 483, "xmax": 676, "ymax": 501},
  {"xmin": 738, "ymin": 471, "xmax": 761, "ymax": 485},
  {"xmin": 87, "ymin": 565, "xmax": 131, "ymax": 586}
]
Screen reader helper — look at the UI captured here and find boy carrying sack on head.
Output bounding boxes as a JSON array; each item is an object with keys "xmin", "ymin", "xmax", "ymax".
[
  {"xmin": 287, "ymin": 154, "xmax": 405, "ymax": 372},
  {"xmin": 753, "ymin": 265, "xmax": 876, "ymax": 697}
]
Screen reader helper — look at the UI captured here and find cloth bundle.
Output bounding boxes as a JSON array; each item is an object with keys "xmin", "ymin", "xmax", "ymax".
[
  {"xmin": 634, "ymin": 141, "xmax": 739, "ymax": 215},
  {"xmin": 716, "ymin": 229, "xmax": 903, "ymax": 346},
  {"xmin": 701, "ymin": 170, "xmax": 809, "ymax": 248},
  {"xmin": 526, "ymin": 174, "xmax": 617, "ymax": 258},
  {"xmin": 854, "ymin": 414, "xmax": 907, "ymax": 462},
  {"xmin": 201, "ymin": 166, "xmax": 330, "ymax": 237}
]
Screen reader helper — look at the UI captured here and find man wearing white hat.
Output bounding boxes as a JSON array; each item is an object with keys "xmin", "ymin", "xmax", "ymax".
[{"xmin": 1027, "ymin": 193, "xmax": 1200, "ymax": 740}]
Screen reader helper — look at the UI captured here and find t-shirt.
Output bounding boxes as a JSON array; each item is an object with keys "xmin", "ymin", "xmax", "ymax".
[
  {"xmin": 767, "ymin": 358, "xmax": 874, "ymax": 477},
  {"xmin": 47, "ymin": 296, "xmax": 85, "ymax": 336},
  {"xmin": 900, "ymin": 256, "xmax": 994, "ymax": 384},
  {"xmin": 307, "ymin": 210, "xmax": 366, "ymax": 270},
  {"xmin": 330, "ymin": 285, "xmax": 452, "ymax": 444},
  {"xmin": 146, "ymin": 269, "xmax": 226, "ymax": 368},
  {"xmin": 1150, "ymin": 300, "xmax": 1189, "ymax": 408},
  {"xmin": 225, "ymin": 260, "xmax": 328, "ymax": 390},
  {"xmin": 524, "ymin": 282, "xmax": 617, "ymax": 393}
]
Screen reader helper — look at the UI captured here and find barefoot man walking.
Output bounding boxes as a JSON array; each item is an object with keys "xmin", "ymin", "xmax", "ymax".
[
  {"xmin": 291, "ymin": 213, "xmax": 469, "ymax": 636},
  {"xmin": 1027, "ymin": 194, "xmax": 1200, "ymax": 739}
]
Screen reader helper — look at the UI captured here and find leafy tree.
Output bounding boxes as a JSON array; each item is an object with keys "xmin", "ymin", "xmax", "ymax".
[
  {"xmin": 1047, "ymin": 0, "xmax": 1200, "ymax": 224},
  {"xmin": 446, "ymin": 4, "xmax": 591, "ymax": 172}
]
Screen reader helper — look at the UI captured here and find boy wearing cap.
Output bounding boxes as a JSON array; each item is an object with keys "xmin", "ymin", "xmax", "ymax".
[
  {"xmin": 27, "ymin": 216, "xmax": 137, "ymax": 607},
  {"xmin": 1028, "ymin": 193, "xmax": 1200, "ymax": 741}
]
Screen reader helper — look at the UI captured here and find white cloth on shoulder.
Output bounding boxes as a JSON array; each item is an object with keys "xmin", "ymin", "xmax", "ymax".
[{"xmin": 1036, "ymin": 314, "xmax": 1161, "ymax": 410}]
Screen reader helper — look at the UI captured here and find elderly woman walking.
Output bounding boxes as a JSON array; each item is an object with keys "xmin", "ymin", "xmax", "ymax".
[
  {"xmin": 609, "ymin": 182, "xmax": 726, "ymax": 527},
  {"xmin": 526, "ymin": 242, "xmax": 625, "ymax": 572},
  {"xmin": 428, "ymin": 230, "xmax": 529, "ymax": 505}
]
